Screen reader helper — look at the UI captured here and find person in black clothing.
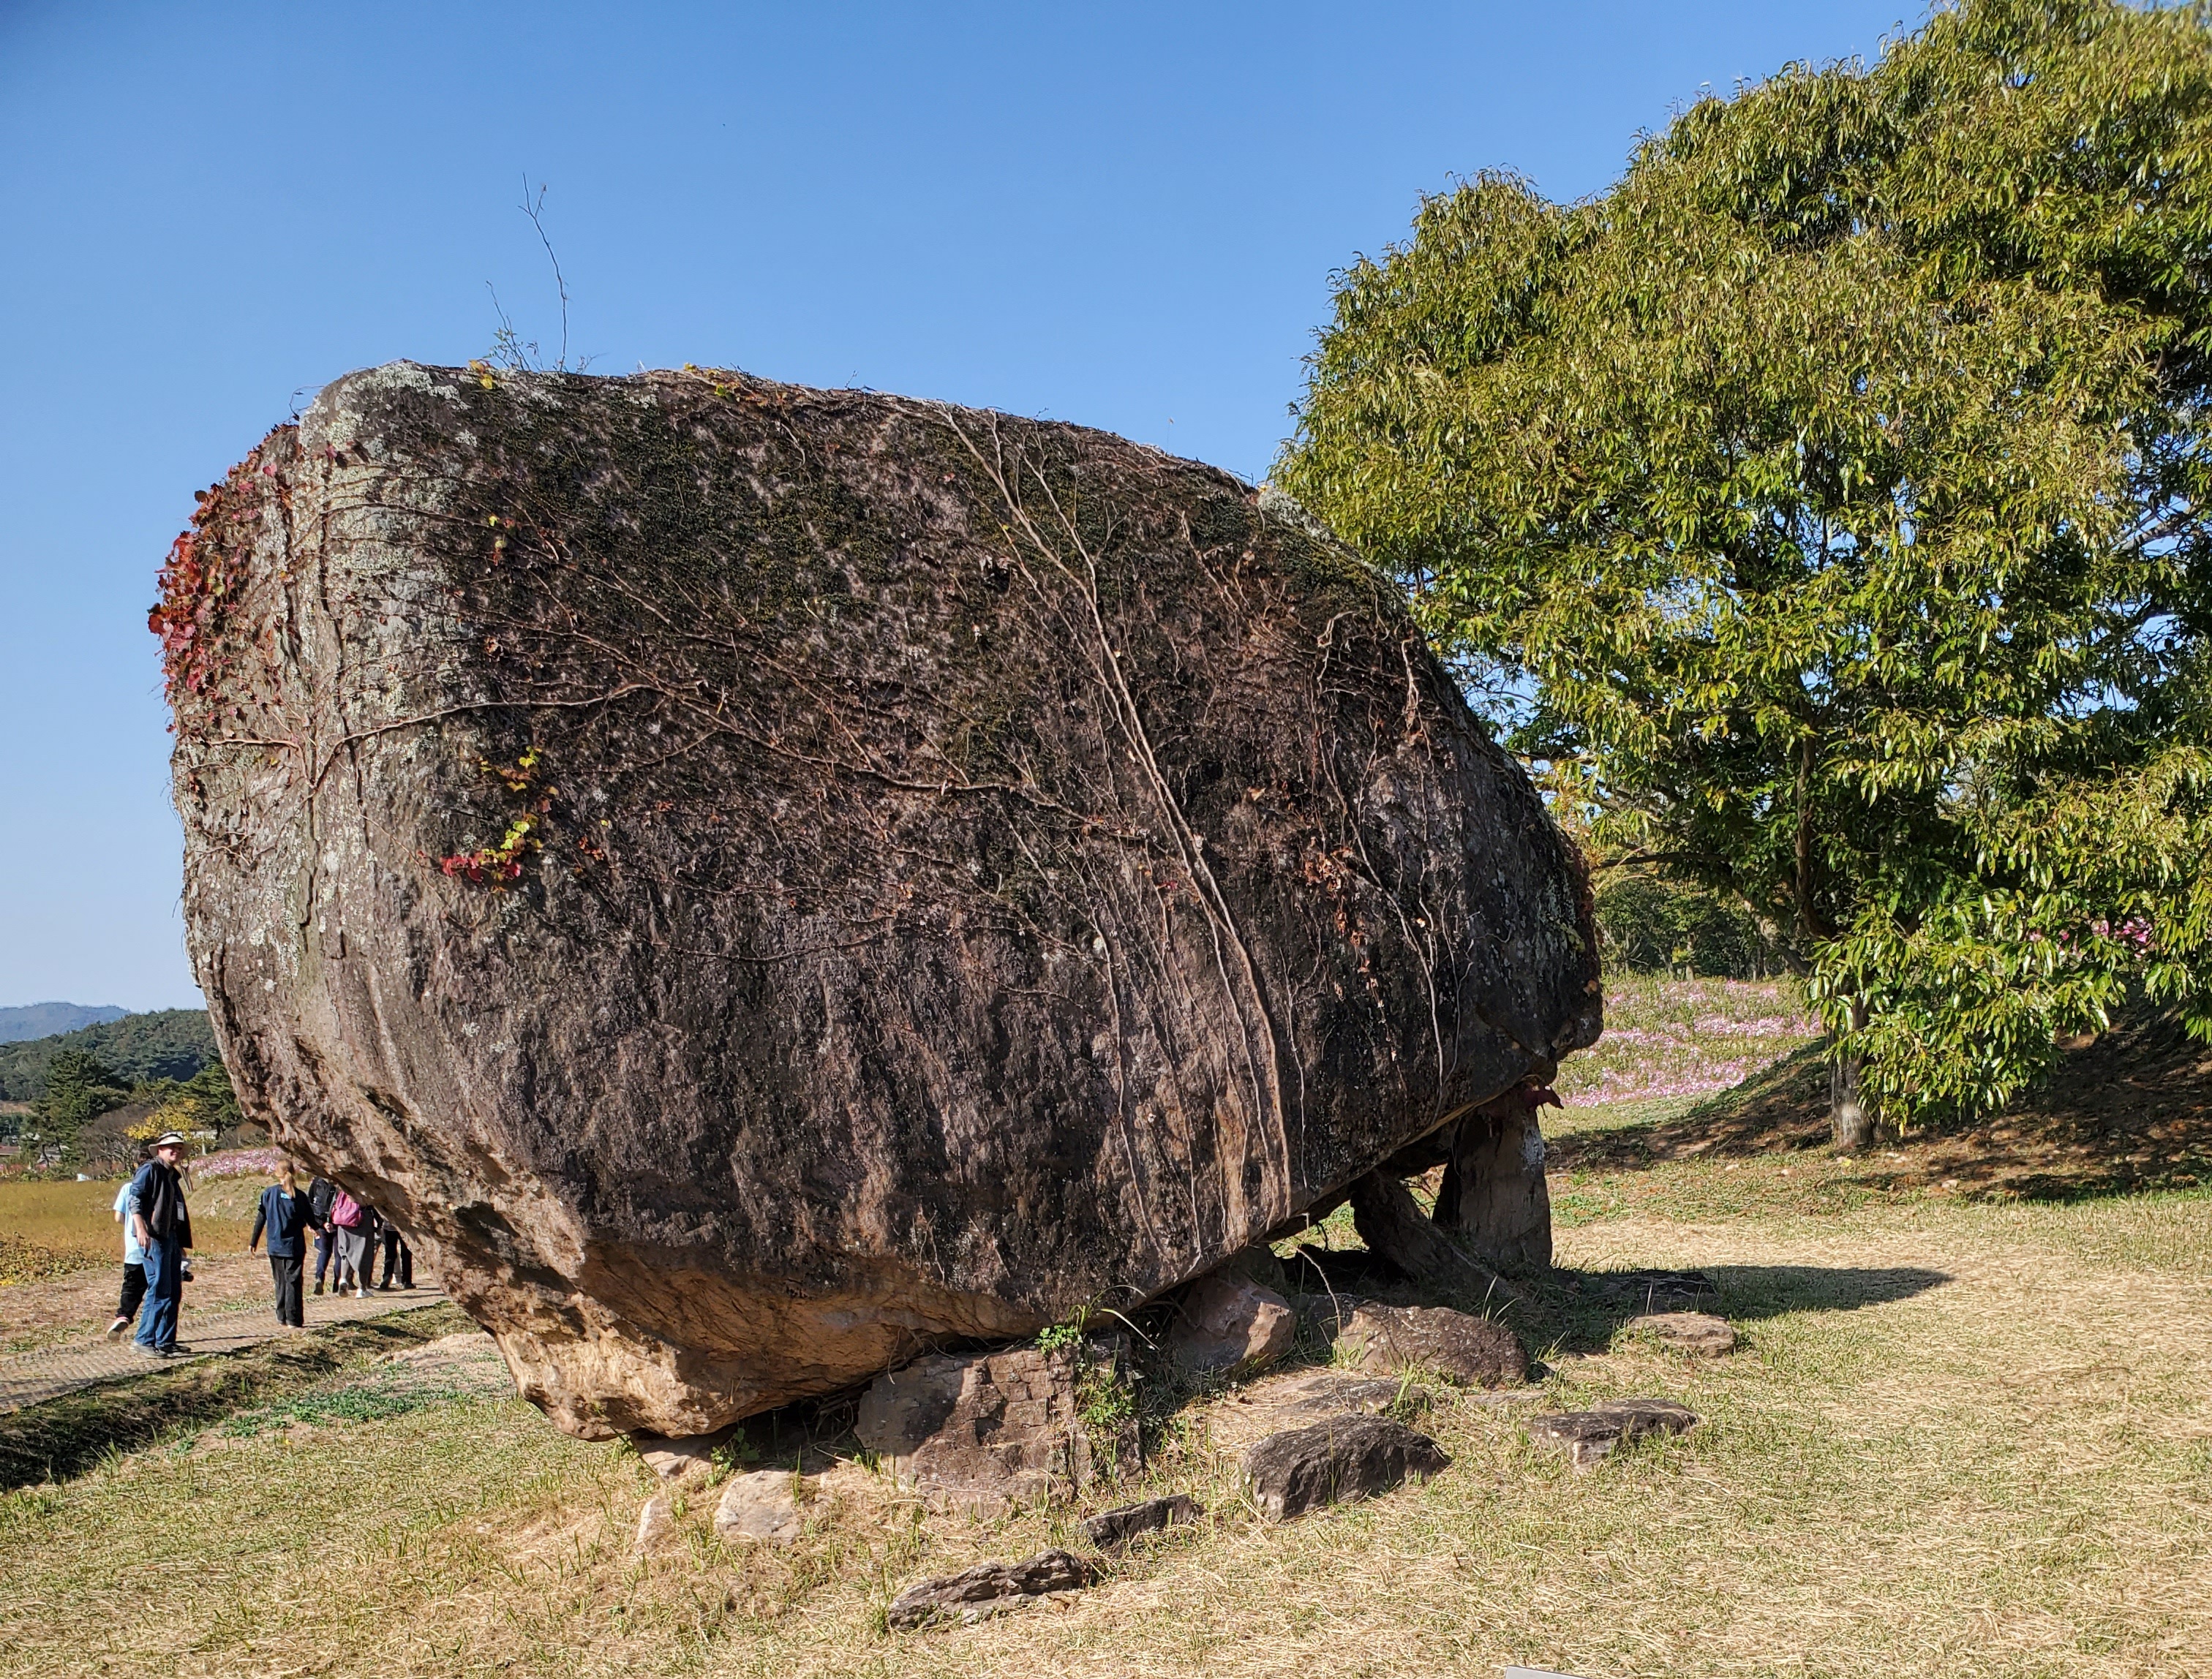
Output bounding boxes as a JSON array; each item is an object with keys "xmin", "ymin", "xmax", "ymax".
[
  {"xmin": 249, "ymin": 1163, "xmax": 317, "ymax": 1327},
  {"xmin": 378, "ymin": 1215, "xmax": 414, "ymax": 1291},
  {"xmin": 308, "ymin": 1175, "xmax": 340, "ymax": 1295}
]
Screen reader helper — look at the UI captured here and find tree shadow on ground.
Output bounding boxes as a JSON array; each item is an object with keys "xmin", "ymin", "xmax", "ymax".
[
  {"xmin": 1548, "ymin": 1005, "xmax": 2212, "ymax": 1204},
  {"xmin": 1530, "ymin": 1261, "xmax": 1953, "ymax": 1358}
]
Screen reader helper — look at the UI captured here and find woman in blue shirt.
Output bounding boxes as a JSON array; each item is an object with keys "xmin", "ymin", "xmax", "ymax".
[{"xmin": 249, "ymin": 1163, "xmax": 317, "ymax": 1328}]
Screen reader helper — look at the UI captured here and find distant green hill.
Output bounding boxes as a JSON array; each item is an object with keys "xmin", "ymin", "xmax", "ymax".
[
  {"xmin": 0, "ymin": 1002, "xmax": 128, "ymax": 1044},
  {"xmin": 0, "ymin": 1010, "xmax": 218, "ymax": 1102}
]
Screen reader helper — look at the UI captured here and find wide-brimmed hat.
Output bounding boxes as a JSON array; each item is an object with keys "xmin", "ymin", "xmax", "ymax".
[{"xmin": 151, "ymin": 1131, "xmax": 187, "ymax": 1149}]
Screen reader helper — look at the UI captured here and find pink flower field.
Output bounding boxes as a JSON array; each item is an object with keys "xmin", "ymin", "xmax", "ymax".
[{"xmin": 1553, "ymin": 976, "xmax": 1821, "ymax": 1108}]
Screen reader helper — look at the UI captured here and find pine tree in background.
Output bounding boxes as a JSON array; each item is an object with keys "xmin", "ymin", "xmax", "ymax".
[{"xmin": 26, "ymin": 1049, "xmax": 131, "ymax": 1166}]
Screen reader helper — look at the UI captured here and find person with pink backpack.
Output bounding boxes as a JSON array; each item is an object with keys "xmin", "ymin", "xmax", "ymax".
[{"xmin": 328, "ymin": 1186, "xmax": 372, "ymax": 1300}]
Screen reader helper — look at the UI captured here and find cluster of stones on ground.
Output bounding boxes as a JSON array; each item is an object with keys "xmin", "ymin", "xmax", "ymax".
[{"xmin": 625, "ymin": 1255, "xmax": 1738, "ymax": 1629}]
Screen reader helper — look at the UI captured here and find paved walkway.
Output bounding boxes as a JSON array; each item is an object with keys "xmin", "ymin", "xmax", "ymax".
[{"xmin": 0, "ymin": 1283, "xmax": 448, "ymax": 1414}]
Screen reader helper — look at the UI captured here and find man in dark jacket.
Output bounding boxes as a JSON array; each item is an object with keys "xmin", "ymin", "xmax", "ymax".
[
  {"xmin": 249, "ymin": 1163, "xmax": 316, "ymax": 1327},
  {"xmin": 308, "ymin": 1175, "xmax": 339, "ymax": 1295},
  {"xmin": 129, "ymin": 1131, "xmax": 193, "ymax": 1357}
]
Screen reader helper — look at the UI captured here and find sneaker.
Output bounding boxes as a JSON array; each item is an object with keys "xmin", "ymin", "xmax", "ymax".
[
  {"xmin": 356, "ymin": 1288, "xmax": 368, "ymax": 1299},
  {"xmin": 105, "ymin": 1317, "xmax": 129, "ymax": 1337},
  {"xmin": 313, "ymin": 1281, "xmax": 324, "ymax": 1296},
  {"xmin": 132, "ymin": 1341, "xmax": 162, "ymax": 1358}
]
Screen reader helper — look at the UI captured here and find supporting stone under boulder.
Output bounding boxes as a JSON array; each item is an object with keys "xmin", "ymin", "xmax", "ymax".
[
  {"xmin": 165, "ymin": 362, "xmax": 1599, "ymax": 1437},
  {"xmin": 853, "ymin": 1342, "xmax": 1134, "ymax": 1514},
  {"xmin": 1167, "ymin": 1272, "xmax": 1298, "ymax": 1373}
]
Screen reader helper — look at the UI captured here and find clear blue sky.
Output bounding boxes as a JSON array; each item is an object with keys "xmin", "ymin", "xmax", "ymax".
[{"xmin": 0, "ymin": 1, "xmax": 1910, "ymax": 1012}]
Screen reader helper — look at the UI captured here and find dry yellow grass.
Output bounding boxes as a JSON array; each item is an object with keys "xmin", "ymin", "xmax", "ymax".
[
  {"xmin": 0, "ymin": 1177, "xmax": 256, "ymax": 1286},
  {"xmin": 4, "ymin": 1169, "xmax": 2210, "ymax": 1678}
]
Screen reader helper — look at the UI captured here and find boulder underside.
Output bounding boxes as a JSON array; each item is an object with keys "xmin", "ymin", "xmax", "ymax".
[{"xmin": 167, "ymin": 362, "xmax": 1599, "ymax": 1437}]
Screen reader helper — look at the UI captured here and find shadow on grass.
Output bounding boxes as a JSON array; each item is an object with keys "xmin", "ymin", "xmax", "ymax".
[
  {"xmin": 1698, "ymin": 1261, "xmax": 1951, "ymax": 1316},
  {"xmin": 1528, "ymin": 1259, "xmax": 1954, "ymax": 1358},
  {"xmin": 1277, "ymin": 1231, "xmax": 1953, "ymax": 1363},
  {"xmin": 0, "ymin": 1304, "xmax": 473, "ymax": 1490}
]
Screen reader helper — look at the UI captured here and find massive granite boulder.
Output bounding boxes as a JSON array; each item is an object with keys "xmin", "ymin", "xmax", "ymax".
[{"xmin": 161, "ymin": 363, "xmax": 1599, "ymax": 1438}]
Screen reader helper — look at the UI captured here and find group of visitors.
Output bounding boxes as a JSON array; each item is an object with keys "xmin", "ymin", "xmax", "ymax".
[
  {"xmin": 105, "ymin": 1136, "xmax": 415, "ymax": 1353},
  {"xmin": 298, "ymin": 1171, "xmax": 413, "ymax": 1299}
]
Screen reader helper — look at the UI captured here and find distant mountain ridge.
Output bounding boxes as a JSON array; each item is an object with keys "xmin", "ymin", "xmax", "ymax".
[
  {"xmin": 0, "ymin": 1003, "xmax": 128, "ymax": 1044},
  {"xmin": 0, "ymin": 1010, "xmax": 217, "ymax": 1102}
]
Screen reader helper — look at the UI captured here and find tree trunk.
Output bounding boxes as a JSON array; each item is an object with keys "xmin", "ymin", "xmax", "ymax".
[{"xmin": 1829, "ymin": 997, "xmax": 1873, "ymax": 1151}]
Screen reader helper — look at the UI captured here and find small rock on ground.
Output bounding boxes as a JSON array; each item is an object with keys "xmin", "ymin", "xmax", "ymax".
[
  {"xmin": 1168, "ymin": 1271, "xmax": 1297, "ymax": 1373},
  {"xmin": 635, "ymin": 1492, "xmax": 674, "ymax": 1552},
  {"xmin": 1527, "ymin": 1398, "xmax": 1699, "ymax": 1469},
  {"xmin": 1080, "ymin": 1493, "xmax": 1201, "ymax": 1550},
  {"xmin": 1344, "ymin": 1302, "xmax": 1527, "ymax": 1387},
  {"xmin": 1242, "ymin": 1412, "xmax": 1451, "ymax": 1521},
  {"xmin": 715, "ymin": 1469, "xmax": 804, "ymax": 1544},
  {"xmin": 1625, "ymin": 1311, "xmax": 1737, "ymax": 1356},
  {"xmin": 633, "ymin": 1426, "xmax": 736, "ymax": 1481},
  {"xmin": 886, "ymin": 1550, "xmax": 1093, "ymax": 1631}
]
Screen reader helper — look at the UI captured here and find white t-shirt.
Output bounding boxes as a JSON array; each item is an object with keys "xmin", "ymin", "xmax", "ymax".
[{"xmin": 113, "ymin": 1182, "xmax": 143, "ymax": 1265}]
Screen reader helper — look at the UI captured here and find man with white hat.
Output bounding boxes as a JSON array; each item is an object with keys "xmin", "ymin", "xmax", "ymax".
[{"xmin": 128, "ymin": 1131, "xmax": 195, "ymax": 1357}]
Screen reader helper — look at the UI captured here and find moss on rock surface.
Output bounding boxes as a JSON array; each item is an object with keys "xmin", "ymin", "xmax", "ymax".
[{"xmin": 168, "ymin": 363, "xmax": 1598, "ymax": 1438}]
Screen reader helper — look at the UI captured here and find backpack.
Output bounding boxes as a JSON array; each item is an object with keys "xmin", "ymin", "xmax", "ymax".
[{"xmin": 330, "ymin": 1191, "xmax": 362, "ymax": 1229}]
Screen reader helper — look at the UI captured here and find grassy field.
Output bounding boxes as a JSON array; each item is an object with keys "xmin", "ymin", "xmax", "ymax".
[
  {"xmin": 3, "ymin": 984, "xmax": 2210, "ymax": 1678},
  {"xmin": 0, "ymin": 1173, "xmax": 258, "ymax": 1286},
  {"xmin": 0, "ymin": 1168, "xmax": 260, "ymax": 1283}
]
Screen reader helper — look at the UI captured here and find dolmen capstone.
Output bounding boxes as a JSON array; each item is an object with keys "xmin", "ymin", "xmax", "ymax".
[{"xmin": 161, "ymin": 362, "xmax": 1600, "ymax": 1438}]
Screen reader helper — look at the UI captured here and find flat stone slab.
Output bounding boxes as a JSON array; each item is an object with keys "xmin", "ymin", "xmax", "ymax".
[
  {"xmin": 1625, "ymin": 1311, "xmax": 1737, "ymax": 1356},
  {"xmin": 1343, "ymin": 1302, "xmax": 1527, "ymax": 1387},
  {"xmin": 714, "ymin": 1469, "xmax": 804, "ymax": 1544},
  {"xmin": 1080, "ymin": 1493, "xmax": 1202, "ymax": 1550},
  {"xmin": 1203, "ymin": 1367, "xmax": 1434, "ymax": 1450},
  {"xmin": 886, "ymin": 1550, "xmax": 1093, "ymax": 1631},
  {"xmin": 1242, "ymin": 1413, "xmax": 1450, "ymax": 1520},
  {"xmin": 1528, "ymin": 1398, "xmax": 1699, "ymax": 1468}
]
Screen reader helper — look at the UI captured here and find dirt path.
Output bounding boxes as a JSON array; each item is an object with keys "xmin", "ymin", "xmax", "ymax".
[{"xmin": 0, "ymin": 1273, "xmax": 450, "ymax": 1414}]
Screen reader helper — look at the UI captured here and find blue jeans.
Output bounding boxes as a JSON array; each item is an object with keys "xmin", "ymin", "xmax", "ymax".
[{"xmin": 136, "ymin": 1234, "xmax": 184, "ymax": 1351}]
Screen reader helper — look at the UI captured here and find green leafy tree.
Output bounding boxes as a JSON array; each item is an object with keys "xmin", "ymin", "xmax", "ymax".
[
  {"xmin": 27, "ymin": 1049, "xmax": 131, "ymax": 1164},
  {"xmin": 1278, "ymin": 0, "xmax": 2212, "ymax": 1142},
  {"xmin": 175, "ymin": 1061, "xmax": 241, "ymax": 1136}
]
